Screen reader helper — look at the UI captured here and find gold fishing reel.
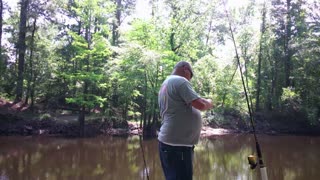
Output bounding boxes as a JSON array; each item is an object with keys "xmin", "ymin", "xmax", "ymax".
[{"xmin": 248, "ymin": 155, "xmax": 257, "ymax": 169}]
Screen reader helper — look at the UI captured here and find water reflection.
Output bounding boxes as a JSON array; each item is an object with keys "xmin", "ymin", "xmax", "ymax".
[{"xmin": 0, "ymin": 135, "xmax": 319, "ymax": 180}]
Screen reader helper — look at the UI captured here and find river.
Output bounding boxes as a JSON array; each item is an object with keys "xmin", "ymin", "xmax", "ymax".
[{"xmin": 0, "ymin": 134, "xmax": 319, "ymax": 180}]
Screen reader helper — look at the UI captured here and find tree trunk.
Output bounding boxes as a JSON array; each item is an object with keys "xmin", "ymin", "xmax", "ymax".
[
  {"xmin": 0, "ymin": 0, "xmax": 3, "ymax": 56},
  {"xmin": 15, "ymin": 0, "xmax": 29, "ymax": 102},
  {"xmin": 78, "ymin": 106, "xmax": 85, "ymax": 137},
  {"xmin": 0, "ymin": 0, "xmax": 4, "ymax": 75},
  {"xmin": 142, "ymin": 71, "xmax": 147, "ymax": 133},
  {"xmin": 243, "ymin": 50, "xmax": 254, "ymax": 113},
  {"xmin": 168, "ymin": 3, "xmax": 181, "ymax": 53},
  {"xmin": 151, "ymin": 63, "xmax": 159, "ymax": 128},
  {"xmin": 123, "ymin": 101, "xmax": 128, "ymax": 121},
  {"xmin": 221, "ymin": 67, "xmax": 237, "ymax": 108},
  {"xmin": 273, "ymin": 56, "xmax": 280, "ymax": 108},
  {"xmin": 25, "ymin": 18, "xmax": 37, "ymax": 107},
  {"xmin": 79, "ymin": 76, "xmax": 89, "ymax": 137},
  {"xmin": 284, "ymin": 0, "xmax": 292, "ymax": 87},
  {"xmin": 112, "ymin": 0, "xmax": 121, "ymax": 46},
  {"xmin": 30, "ymin": 71, "xmax": 36, "ymax": 111},
  {"xmin": 255, "ymin": 3, "xmax": 266, "ymax": 111}
]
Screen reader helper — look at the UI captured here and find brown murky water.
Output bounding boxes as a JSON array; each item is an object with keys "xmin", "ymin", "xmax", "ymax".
[{"xmin": 0, "ymin": 134, "xmax": 319, "ymax": 180}]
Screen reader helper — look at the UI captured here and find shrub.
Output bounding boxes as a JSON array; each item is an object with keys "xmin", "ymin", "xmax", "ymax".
[{"xmin": 39, "ymin": 113, "xmax": 52, "ymax": 121}]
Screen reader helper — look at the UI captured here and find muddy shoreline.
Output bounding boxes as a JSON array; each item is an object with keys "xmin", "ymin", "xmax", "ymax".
[
  {"xmin": 1, "ymin": 113, "xmax": 319, "ymax": 138},
  {"xmin": 1, "ymin": 99, "xmax": 319, "ymax": 137}
]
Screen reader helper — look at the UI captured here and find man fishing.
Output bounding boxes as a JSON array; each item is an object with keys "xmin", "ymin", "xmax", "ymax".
[{"xmin": 158, "ymin": 61, "xmax": 213, "ymax": 180}]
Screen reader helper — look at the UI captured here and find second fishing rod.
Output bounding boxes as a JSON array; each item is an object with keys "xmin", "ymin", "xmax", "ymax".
[{"xmin": 223, "ymin": 1, "xmax": 268, "ymax": 180}]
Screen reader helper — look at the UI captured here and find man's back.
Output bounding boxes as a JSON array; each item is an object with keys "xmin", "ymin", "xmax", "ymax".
[{"xmin": 158, "ymin": 75, "xmax": 201, "ymax": 146}]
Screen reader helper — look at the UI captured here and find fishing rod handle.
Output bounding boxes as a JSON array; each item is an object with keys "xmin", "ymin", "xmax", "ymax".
[{"xmin": 260, "ymin": 167, "xmax": 268, "ymax": 180}]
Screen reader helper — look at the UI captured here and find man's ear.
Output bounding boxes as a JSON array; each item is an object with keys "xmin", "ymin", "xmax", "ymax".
[
  {"xmin": 183, "ymin": 68, "xmax": 188, "ymax": 75},
  {"xmin": 183, "ymin": 66, "xmax": 188, "ymax": 73}
]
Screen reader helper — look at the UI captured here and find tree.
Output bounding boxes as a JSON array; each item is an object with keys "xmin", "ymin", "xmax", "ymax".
[
  {"xmin": 15, "ymin": 0, "xmax": 29, "ymax": 102},
  {"xmin": 193, "ymin": 55, "xmax": 218, "ymax": 98},
  {"xmin": 164, "ymin": 0, "xmax": 211, "ymax": 59},
  {"xmin": 0, "ymin": 0, "xmax": 3, "ymax": 57},
  {"xmin": 62, "ymin": 0, "xmax": 113, "ymax": 136},
  {"xmin": 0, "ymin": 0, "xmax": 5, "ymax": 79},
  {"xmin": 255, "ymin": 2, "xmax": 267, "ymax": 111},
  {"xmin": 111, "ymin": 0, "xmax": 136, "ymax": 46}
]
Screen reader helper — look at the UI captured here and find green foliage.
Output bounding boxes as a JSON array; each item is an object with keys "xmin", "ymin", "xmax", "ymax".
[
  {"xmin": 39, "ymin": 113, "xmax": 52, "ymax": 121},
  {"xmin": 193, "ymin": 55, "xmax": 218, "ymax": 99},
  {"xmin": 126, "ymin": 19, "xmax": 159, "ymax": 49},
  {"xmin": 66, "ymin": 94, "xmax": 106, "ymax": 109},
  {"xmin": 280, "ymin": 87, "xmax": 302, "ymax": 113},
  {"xmin": 303, "ymin": 107, "xmax": 319, "ymax": 126},
  {"xmin": 107, "ymin": 43, "xmax": 163, "ymax": 122},
  {"xmin": 215, "ymin": 65, "xmax": 243, "ymax": 110},
  {"xmin": 1, "ymin": 0, "xmax": 319, "ymax": 132},
  {"xmin": 281, "ymin": 87, "xmax": 300, "ymax": 103}
]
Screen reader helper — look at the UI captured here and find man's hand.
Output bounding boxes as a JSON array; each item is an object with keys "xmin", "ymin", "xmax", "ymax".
[
  {"xmin": 204, "ymin": 99, "xmax": 213, "ymax": 109},
  {"xmin": 192, "ymin": 98, "xmax": 213, "ymax": 111}
]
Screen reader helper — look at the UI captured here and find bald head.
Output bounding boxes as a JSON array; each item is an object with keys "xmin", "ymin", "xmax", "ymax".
[
  {"xmin": 173, "ymin": 61, "xmax": 189, "ymax": 68},
  {"xmin": 172, "ymin": 61, "xmax": 193, "ymax": 80}
]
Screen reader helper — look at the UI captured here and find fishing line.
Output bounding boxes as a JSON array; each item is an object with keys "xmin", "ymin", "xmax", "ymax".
[
  {"xmin": 222, "ymin": 1, "xmax": 268, "ymax": 180},
  {"xmin": 139, "ymin": 135, "xmax": 150, "ymax": 180}
]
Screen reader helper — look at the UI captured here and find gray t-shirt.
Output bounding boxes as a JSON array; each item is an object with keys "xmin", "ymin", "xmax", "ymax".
[{"xmin": 158, "ymin": 75, "xmax": 202, "ymax": 146}]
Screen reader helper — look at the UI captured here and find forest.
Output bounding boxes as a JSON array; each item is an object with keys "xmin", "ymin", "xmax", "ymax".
[{"xmin": 0, "ymin": 0, "xmax": 319, "ymax": 137}]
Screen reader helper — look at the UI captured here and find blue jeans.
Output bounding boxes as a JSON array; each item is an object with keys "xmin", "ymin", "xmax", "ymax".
[{"xmin": 158, "ymin": 141, "xmax": 194, "ymax": 180}]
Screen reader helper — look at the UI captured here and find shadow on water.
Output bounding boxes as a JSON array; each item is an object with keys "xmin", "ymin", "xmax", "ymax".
[{"xmin": 0, "ymin": 134, "xmax": 319, "ymax": 180}]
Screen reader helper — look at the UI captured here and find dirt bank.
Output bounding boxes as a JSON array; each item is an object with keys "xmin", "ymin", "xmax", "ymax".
[{"xmin": 1, "ymin": 99, "xmax": 319, "ymax": 137}]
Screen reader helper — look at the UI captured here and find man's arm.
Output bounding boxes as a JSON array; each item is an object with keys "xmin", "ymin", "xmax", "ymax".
[{"xmin": 191, "ymin": 98, "xmax": 213, "ymax": 111}]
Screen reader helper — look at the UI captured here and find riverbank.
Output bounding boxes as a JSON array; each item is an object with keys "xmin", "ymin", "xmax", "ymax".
[
  {"xmin": 0, "ymin": 115, "xmax": 236, "ymax": 137},
  {"xmin": 1, "ymin": 99, "xmax": 319, "ymax": 137},
  {"xmin": 0, "ymin": 99, "xmax": 236, "ymax": 137}
]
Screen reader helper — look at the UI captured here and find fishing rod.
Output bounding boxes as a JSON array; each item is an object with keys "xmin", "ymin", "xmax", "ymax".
[
  {"xmin": 223, "ymin": 1, "xmax": 268, "ymax": 180},
  {"xmin": 139, "ymin": 134, "xmax": 150, "ymax": 180}
]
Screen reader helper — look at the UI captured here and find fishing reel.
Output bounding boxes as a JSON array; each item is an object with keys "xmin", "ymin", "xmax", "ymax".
[{"xmin": 247, "ymin": 155, "xmax": 257, "ymax": 169}]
